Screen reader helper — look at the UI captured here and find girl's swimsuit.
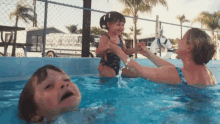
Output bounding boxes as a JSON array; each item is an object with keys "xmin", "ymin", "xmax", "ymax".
[{"xmin": 98, "ymin": 34, "xmax": 123, "ymax": 75}]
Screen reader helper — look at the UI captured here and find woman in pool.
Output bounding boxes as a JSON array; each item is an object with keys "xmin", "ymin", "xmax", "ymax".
[
  {"xmin": 106, "ymin": 28, "xmax": 217, "ymax": 86},
  {"xmin": 18, "ymin": 65, "xmax": 108, "ymax": 123}
]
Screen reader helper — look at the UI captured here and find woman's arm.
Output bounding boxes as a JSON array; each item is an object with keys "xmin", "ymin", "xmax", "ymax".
[
  {"xmin": 95, "ymin": 35, "xmax": 109, "ymax": 57},
  {"xmin": 139, "ymin": 42, "xmax": 175, "ymax": 67},
  {"xmin": 108, "ymin": 42, "xmax": 180, "ymax": 84}
]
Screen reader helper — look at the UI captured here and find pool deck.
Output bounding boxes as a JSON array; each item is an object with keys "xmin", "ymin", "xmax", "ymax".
[{"xmin": 0, "ymin": 57, "xmax": 220, "ymax": 83}]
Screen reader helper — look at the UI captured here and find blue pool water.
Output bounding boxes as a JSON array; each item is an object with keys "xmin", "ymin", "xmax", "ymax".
[{"xmin": 0, "ymin": 66, "xmax": 220, "ymax": 124}]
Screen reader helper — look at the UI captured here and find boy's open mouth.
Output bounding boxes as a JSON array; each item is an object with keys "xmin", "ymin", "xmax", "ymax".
[{"xmin": 60, "ymin": 91, "xmax": 74, "ymax": 103}]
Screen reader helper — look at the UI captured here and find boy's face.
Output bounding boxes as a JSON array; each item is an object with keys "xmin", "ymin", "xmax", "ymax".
[{"xmin": 33, "ymin": 69, "xmax": 81, "ymax": 118}]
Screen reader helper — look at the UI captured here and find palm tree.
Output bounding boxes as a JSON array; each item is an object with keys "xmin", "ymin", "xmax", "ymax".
[
  {"xmin": 9, "ymin": 2, "xmax": 35, "ymax": 56},
  {"xmin": 119, "ymin": 0, "xmax": 168, "ymax": 58},
  {"xmin": 33, "ymin": 0, "xmax": 37, "ymax": 27},
  {"xmin": 176, "ymin": 14, "xmax": 189, "ymax": 40},
  {"xmin": 191, "ymin": 11, "xmax": 220, "ymax": 43},
  {"xmin": 128, "ymin": 26, "xmax": 142, "ymax": 36},
  {"xmin": 66, "ymin": 25, "xmax": 78, "ymax": 34}
]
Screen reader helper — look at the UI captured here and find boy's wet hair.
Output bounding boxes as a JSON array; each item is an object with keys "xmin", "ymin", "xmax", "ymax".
[
  {"xmin": 186, "ymin": 28, "xmax": 216, "ymax": 65},
  {"xmin": 18, "ymin": 65, "xmax": 63, "ymax": 123},
  {"xmin": 100, "ymin": 11, "xmax": 126, "ymax": 30}
]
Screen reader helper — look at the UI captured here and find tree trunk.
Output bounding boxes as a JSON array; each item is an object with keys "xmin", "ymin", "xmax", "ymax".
[
  {"xmin": 133, "ymin": 9, "xmax": 137, "ymax": 58},
  {"xmin": 181, "ymin": 23, "xmax": 182, "ymax": 40},
  {"xmin": 33, "ymin": 0, "xmax": 37, "ymax": 27},
  {"xmin": 82, "ymin": 0, "xmax": 91, "ymax": 57},
  {"xmin": 12, "ymin": 16, "xmax": 19, "ymax": 57}
]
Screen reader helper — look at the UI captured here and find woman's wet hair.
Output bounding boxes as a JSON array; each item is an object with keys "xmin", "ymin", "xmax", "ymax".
[
  {"xmin": 186, "ymin": 28, "xmax": 216, "ymax": 65},
  {"xmin": 18, "ymin": 65, "xmax": 63, "ymax": 123},
  {"xmin": 100, "ymin": 11, "xmax": 125, "ymax": 30}
]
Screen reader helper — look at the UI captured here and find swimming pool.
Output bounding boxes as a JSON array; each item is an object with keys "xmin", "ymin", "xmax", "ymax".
[
  {"xmin": 0, "ymin": 64, "xmax": 220, "ymax": 124},
  {"xmin": 0, "ymin": 57, "xmax": 220, "ymax": 124}
]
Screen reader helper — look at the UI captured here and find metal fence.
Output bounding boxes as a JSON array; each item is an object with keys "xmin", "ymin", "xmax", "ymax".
[{"xmin": 0, "ymin": 0, "xmax": 219, "ymax": 59}]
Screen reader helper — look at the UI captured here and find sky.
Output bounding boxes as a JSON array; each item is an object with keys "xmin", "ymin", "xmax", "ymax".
[{"xmin": 52, "ymin": 0, "xmax": 220, "ymax": 39}]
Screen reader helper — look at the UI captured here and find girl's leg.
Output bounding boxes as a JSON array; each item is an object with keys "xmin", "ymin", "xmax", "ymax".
[
  {"xmin": 121, "ymin": 68, "xmax": 138, "ymax": 78},
  {"xmin": 99, "ymin": 65, "xmax": 116, "ymax": 77}
]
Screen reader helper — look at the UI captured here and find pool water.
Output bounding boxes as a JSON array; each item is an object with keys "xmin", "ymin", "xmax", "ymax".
[{"xmin": 0, "ymin": 67, "xmax": 220, "ymax": 124}]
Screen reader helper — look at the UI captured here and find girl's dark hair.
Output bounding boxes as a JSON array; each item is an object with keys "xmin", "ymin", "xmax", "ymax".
[
  {"xmin": 100, "ymin": 11, "xmax": 126, "ymax": 30},
  {"xmin": 18, "ymin": 65, "xmax": 63, "ymax": 123},
  {"xmin": 186, "ymin": 28, "xmax": 217, "ymax": 65}
]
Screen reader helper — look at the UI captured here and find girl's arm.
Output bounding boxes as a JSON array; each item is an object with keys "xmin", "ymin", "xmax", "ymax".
[
  {"xmin": 138, "ymin": 42, "xmax": 175, "ymax": 67},
  {"xmin": 121, "ymin": 40, "xmax": 138, "ymax": 55},
  {"xmin": 95, "ymin": 35, "xmax": 109, "ymax": 57}
]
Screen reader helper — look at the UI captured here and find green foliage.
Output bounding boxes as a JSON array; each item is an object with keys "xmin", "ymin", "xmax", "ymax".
[
  {"xmin": 77, "ymin": 27, "xmax": 107, "ymax": 35},
  {"xmin": 176, "ymin": 14, "xmax": 190, "ymax": 23},
  {"xmin": 168, "ymin": 38, "xmax": 179, "ymax": 45},
  {"xmin": 191, "ymin": 11, "xmax": 220, "ymax": 30},
  {"xmin": 192, "ymin": 11, "xmax": 220, "ymax": 43},
  {"xmin": 66, "ymin": 25, "xmax": 77, "ymax": 34},
  {"xmin": 129, "ymin": 26, "xmax": 142, "ymax": 36},
  {"xmin": 9, "ymin": 2, "xmax": 34, "ymax": 24}
]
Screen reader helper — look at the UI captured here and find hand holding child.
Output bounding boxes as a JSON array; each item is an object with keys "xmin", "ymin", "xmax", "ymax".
[
  {"xmin": 136, "ymin": 41, "xmax": 151, "ymax": 56},
  {"xmin": 135, "ymin": 42, "xmax": 145, "ymax": 52}
]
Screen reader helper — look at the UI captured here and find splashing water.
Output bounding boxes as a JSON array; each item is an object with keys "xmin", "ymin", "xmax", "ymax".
[{"xmin": 116, "ymin": 67, "xmax": 128, "ymax": 88}]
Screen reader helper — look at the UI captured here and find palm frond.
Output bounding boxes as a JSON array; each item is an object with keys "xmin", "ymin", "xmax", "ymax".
[
  {"xmin": 9, "ymin": 3, "xmax": 34, "ymax": 24},
  {"xmin": 192, "ymin": 11, "xmax": 220, "ymax": 30},
  {"xmin": 121, "ymin": 7, "xmax": 133, "ymax": 15},
  {"xmin": 176, "ymin": 14, "xmax": 189, "ymax": 23}
]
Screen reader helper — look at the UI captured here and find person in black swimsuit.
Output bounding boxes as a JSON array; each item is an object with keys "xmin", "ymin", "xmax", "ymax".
[{"xmin": 96, "ymin": 11, "xmax": 143, "ymax": 77}]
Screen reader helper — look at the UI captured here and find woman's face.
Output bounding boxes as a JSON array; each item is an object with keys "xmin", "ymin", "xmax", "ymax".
[
  {"xmin": 33, "ymin": 69, "xmax": 81, "ymax": 117},
  {"xmin": 175, "ymin": 31, "xmax": 191, "ymax": 56}
]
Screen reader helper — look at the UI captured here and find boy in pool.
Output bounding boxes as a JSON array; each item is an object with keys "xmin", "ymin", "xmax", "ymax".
[{"xmin": 18, "ymin": 65, "xmax": 109, "ymax": 123}]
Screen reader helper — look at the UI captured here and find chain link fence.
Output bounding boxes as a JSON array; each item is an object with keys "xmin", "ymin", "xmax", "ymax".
[{"xmin": 0, "ymin": 0, "xmax": 219, "ymax": 59}]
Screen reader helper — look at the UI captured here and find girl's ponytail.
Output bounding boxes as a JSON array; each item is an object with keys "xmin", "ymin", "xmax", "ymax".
[{"xmin": 100, "ymin": 15, "xmax": 106, "ymax": 29}]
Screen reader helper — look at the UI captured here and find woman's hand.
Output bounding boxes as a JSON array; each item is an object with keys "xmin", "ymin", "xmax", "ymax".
[
  {"xmin": 135, "ymin": 42, "xmax": 145, "ymax": 52},
  {"xmin": 137, "ymin": 41, "xmax": 150, "ymax": 56}
]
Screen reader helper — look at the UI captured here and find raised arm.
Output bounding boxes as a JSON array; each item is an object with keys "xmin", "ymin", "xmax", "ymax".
[
  {"xmin": 138, "ymin": 42, "xmax": 175, "ymax": 67},
  {"xmin": 107, "ymin": 41, "xmax": 181, "ymax": 84},
  {"xmin": 121, "ymin": 40, "xmax": 138, "ymax": 55}
]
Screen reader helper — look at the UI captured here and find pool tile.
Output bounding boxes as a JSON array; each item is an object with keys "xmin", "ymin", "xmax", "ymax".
[
  {"xmin": 20, "ymin": 57, "xmax": 43, "ymax": 76},
  {"xmin": 77, "ymin": 58, "xmax": 91, "ymax": 74},
  {"xmin": 88, "ymin": 58, "xmax": 100, "ymax": 74},
  {"xmin": 61, "ymin": 57, "xmax": 78, "ymax": 75},
  {"xmin": 0, "ymin": 57, "xmax": 22, "ymax": 77}
]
